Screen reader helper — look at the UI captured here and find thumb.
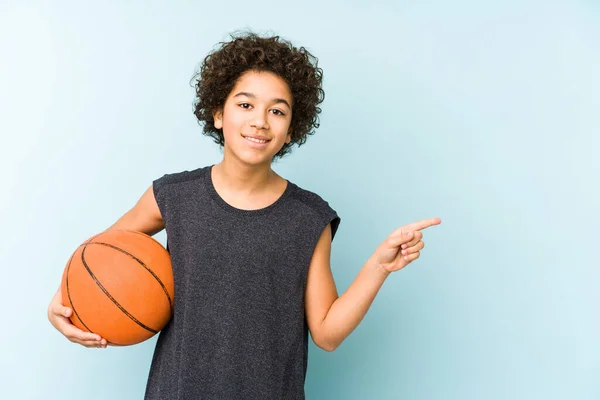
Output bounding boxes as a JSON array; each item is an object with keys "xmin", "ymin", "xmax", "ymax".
[
  {"xmin": 387, "ymin": 230, "xmax": 413, "ymax": 248},
  {"xmin": 62, "ymin": 307, "xmax": 72, "ymax": 318}
]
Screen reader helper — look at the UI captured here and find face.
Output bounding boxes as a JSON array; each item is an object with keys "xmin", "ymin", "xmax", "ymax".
[{"xmin": 213, "ymin": 70, "xmax": 293, "ymax": 167}]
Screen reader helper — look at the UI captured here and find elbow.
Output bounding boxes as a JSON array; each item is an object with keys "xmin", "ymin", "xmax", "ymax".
[
  {"xmin": 311, "ymin": 319, "xmax": 343, "ymax": 352},
  {"xmin": 314, "ymin": 336, "xmax": 341, "ymax": 352},
  {"xmin": 321, "ymin": 343, "xmax": 338, "ymax": 352}
]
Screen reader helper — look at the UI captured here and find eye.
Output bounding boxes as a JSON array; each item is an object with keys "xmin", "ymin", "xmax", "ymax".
[
  {"xmin": 270, "ymin": 109, "xmax": 285, "ymax": 116},
  {"xmin": 239, "ymin": 103, "xmax": 252, "ymax": 109}
]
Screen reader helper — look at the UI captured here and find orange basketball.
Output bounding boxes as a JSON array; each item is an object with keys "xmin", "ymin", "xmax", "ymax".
[{"xmin": 60, "ymin": 229, "xmax": 174, "ymax": 346}]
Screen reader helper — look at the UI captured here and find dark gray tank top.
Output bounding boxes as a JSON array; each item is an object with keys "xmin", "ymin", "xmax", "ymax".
[{"xmin": 144, "ymin": 165, "xmax": 340, "ymax": 399}]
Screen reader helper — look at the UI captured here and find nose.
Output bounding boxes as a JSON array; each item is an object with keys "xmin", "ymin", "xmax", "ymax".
[{"xmin": 249, "ymin": 109, "xmax": 269, "ymax": 130}]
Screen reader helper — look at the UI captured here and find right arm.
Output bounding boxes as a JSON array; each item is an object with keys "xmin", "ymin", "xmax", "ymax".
[
  {"xmin": 104, "ymin": 184, "xmax": 165, "ymax": 235},
  {"xmin": 47, "ymin": 184, "xmax": 164, "ymax": 348}
]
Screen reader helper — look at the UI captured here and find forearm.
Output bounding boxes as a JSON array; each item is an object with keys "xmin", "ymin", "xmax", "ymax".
[{"xmin": 320, "ymin": 258, "xmax": 390, "ymax": 351}]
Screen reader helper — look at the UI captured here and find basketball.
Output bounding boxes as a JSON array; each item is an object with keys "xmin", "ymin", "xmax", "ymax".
[{"xmin": 60, "ymin": 229, "xmax": 174, "ymax": 346}]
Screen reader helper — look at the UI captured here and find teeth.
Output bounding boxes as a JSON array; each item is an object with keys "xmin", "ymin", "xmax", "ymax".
[{"xmin": 244, "ymin": 136, "xmax": 268, "ymax": 144}]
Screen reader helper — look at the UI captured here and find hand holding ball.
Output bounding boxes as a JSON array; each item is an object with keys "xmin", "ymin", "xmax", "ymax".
[{"xmin": 60, "ymin": 230, "xmax": 174, "ymax": 346}]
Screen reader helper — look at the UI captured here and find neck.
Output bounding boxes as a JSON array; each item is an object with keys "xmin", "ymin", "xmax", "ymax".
[{"xmin": 213, "ymin": 157, "xmax": 277, "ymax": 194}]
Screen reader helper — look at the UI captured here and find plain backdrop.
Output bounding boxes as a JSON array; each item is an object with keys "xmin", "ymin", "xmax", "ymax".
[{"xmin": 1, "ymin": 0, "xmax": 598, "ymax": 399}]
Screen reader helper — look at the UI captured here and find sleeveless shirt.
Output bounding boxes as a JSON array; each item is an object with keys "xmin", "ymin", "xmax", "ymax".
[{"xmin": 144, "ymin": 165, "xmax": 341, "ymax": 400}]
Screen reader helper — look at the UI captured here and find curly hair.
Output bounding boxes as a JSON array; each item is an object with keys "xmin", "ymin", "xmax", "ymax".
[{"xmin": 192, "ymin": 32, "xmax": 325, "ymax": 159}]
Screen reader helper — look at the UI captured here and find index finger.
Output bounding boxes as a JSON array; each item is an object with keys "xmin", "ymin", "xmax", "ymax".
[
  {"xmin": 56, "ymin": 317, "xmax": 102, "ymax": 341},
  {"xmin": 403, "ymin": 218, "xmax": 442, "ymax": 232},
  {"xmin": 67, "ymin": 325, "xmax": 102, "ymax": 342}
]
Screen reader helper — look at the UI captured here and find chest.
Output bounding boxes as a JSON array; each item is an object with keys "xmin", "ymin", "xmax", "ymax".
[{"xmin": 165, "ymin": 201, "xmax": 315, "ymax": 289}]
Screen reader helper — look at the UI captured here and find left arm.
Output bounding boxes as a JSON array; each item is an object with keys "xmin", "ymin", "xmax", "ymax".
[{"xmin": 305, "ymin": 218, "xmax": 440, "ymax": 352}]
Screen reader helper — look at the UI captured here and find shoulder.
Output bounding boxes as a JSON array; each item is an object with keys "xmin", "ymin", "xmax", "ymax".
[
  {"xmin": 153, "ymin": 166, "xmax": 210, "ymax": 194},
  {"xmin": 290, "ymin": 184, "xmax": 333, "ymax": 214},
  {"xmin": 288, "ymin": 182, "xmax": 341, "ymax": 239}
]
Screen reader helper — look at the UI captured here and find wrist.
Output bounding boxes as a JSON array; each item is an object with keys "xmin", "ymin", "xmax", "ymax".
[{"xmin": 366, "ymin": 257, "xmax": 391, "ymax": 279}]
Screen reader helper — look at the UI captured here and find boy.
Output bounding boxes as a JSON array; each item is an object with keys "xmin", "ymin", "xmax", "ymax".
[{"xmin": 48, "ymin": 32, "xmax": 440, "ymax": 399}]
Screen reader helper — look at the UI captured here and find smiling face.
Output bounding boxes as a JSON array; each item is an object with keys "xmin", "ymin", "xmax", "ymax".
[{"xmin": 213, "ymin": 70, "xmax": 293, "ymax": 167}]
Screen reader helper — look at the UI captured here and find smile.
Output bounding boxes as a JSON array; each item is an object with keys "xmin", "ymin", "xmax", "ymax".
[{"xmin": 242, "ymin": 135, "xmax": 271, "ymax": 144}]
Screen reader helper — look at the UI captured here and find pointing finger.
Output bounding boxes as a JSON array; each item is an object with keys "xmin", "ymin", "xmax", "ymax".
[{"xmin": 403, "ymin": 218, "xmax": 441, "ymax": 232}]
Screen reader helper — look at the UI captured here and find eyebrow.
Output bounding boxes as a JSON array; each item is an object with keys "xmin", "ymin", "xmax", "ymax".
[{"xmin": 233, "ymin": 92, "xmax": 291, "ymax": 109}]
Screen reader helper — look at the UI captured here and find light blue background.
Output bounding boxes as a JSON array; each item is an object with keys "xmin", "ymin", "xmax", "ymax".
[{"xmin": 1, "ymin": 0, "xmax": 598, "ymax": 399}]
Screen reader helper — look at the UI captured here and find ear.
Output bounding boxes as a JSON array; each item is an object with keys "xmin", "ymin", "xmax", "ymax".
[
  {"xmin": 285, "ymin": 128, "xmax": 293, "ymax": 144},
  {"xmin": 213, "ymin": 109, "xmax": 223, "ymax": 129}
]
